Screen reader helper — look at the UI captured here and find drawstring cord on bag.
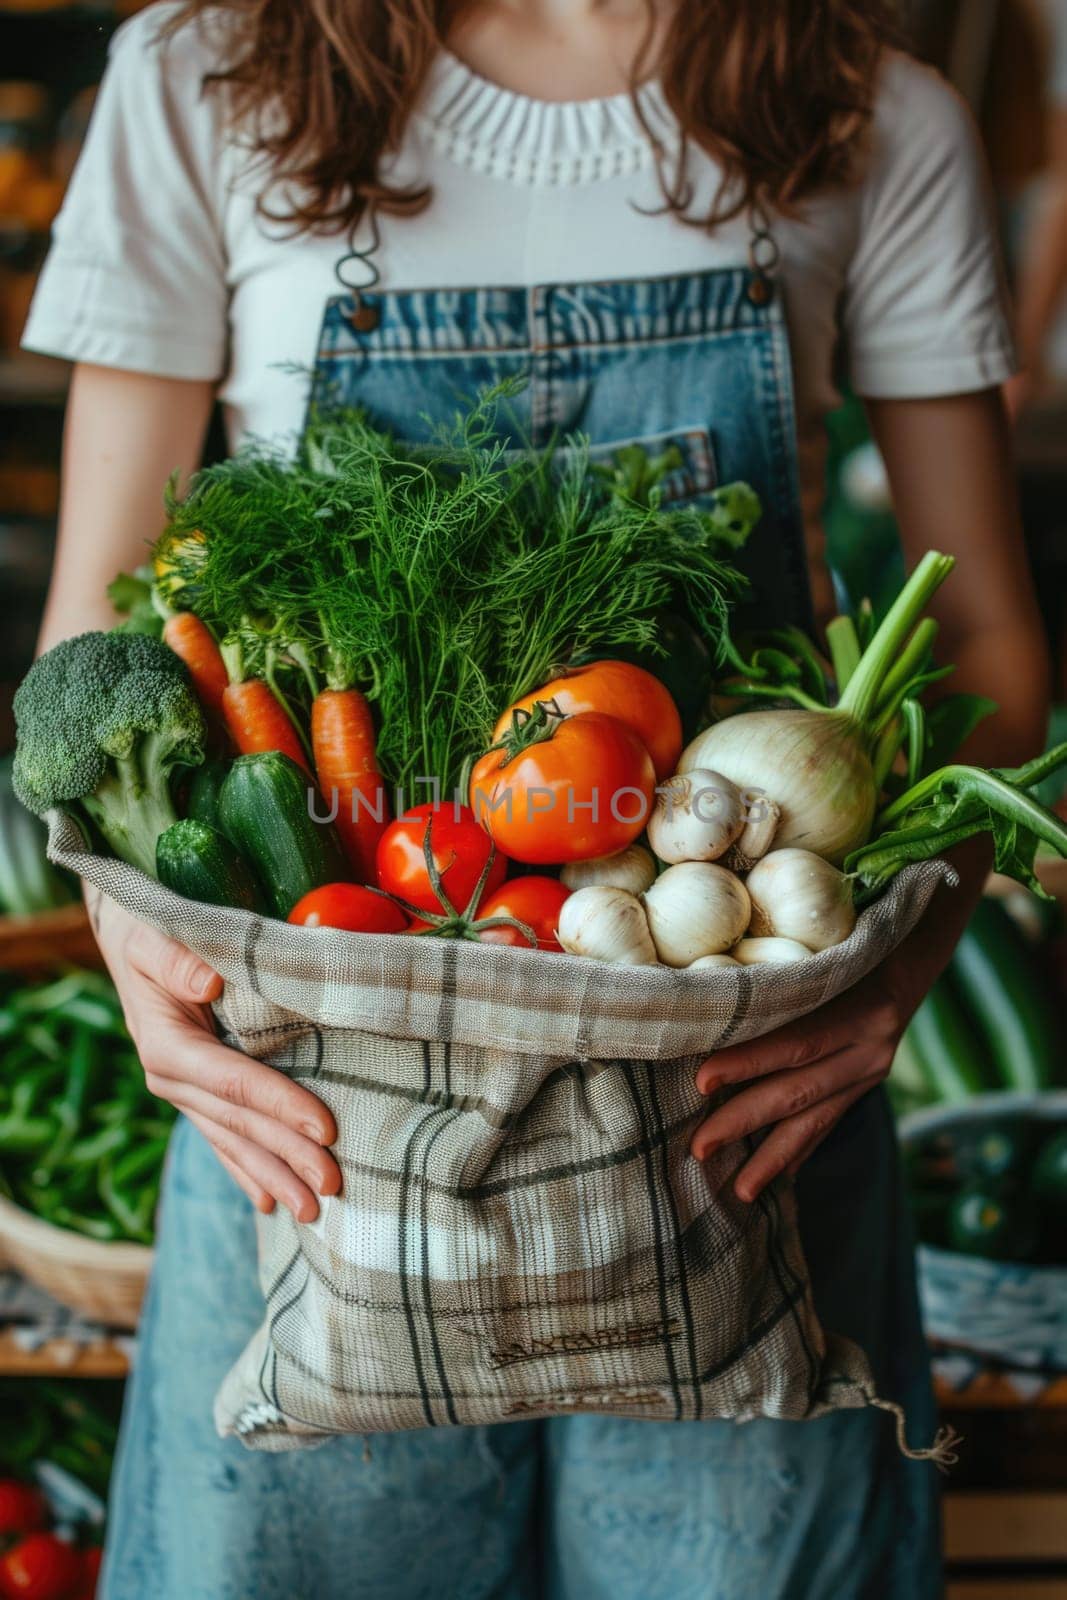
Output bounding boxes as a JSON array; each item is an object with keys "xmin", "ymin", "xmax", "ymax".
[{"xmin": 865, "ymin": 1393, "xmax": 962, "ymax": 1474}]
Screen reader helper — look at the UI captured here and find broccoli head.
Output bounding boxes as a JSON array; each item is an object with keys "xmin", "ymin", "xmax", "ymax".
[{"xmin": 13, "ymin": 630, "xmax": 206, "ymax": 877}]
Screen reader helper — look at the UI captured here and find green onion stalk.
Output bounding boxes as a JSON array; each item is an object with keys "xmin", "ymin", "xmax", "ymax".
[{"xmin": 680, "ymin": 552, "xmax": 957, "ymax": 863}]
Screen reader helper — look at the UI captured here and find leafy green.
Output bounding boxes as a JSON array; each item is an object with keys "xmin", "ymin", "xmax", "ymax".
[
  {"xmin": 846, "ymin": 744, "xmax": 1067, "ymax": 902},
  {"xmin": 108, "ymin": 567, "xmax": 163, "ymax": 638},
  {"xmin": 160, "ymin": 392, "xmax": 755, "ymax": 793},
  {"xmin": 921, "ymin": 693, "xmax": 998, "ymax": 776}
]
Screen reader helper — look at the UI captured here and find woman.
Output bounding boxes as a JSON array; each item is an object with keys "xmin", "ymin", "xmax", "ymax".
[{"xmin": 23, "ymin": 2, "xmax": 1049, "ymax": 1596}]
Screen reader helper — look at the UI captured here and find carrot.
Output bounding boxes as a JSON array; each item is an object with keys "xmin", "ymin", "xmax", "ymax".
[
  {"xmin": 222, "ymin": 679, "xmax": 311, "ymax": 773},
  {"xmin": 311, "ymin": 687, "xmax": 390, "ymax": 882},
  {"xmin": 163, "ymin": 612, "xmax": 229, "ymax": 716}
]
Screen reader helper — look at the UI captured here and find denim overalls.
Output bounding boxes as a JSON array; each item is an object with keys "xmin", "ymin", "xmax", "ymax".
[{"xmin": 101, "ymin": 260, "xmax": 940, "ymax": 1600}]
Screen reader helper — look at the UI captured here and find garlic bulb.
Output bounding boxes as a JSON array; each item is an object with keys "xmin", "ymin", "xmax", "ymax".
[
  {"xmin": 556, "ymin": 886, "xmax": 658, "ymax": 966},
  {"xmin": 560, "ymin": 843, "xmax": 656, "ymax": 896},
  {"xmin": 687, "ymin": 953, "xmax": 740, "ymax": 970},
  {"xmin": 646, "ymin": 769, "xmax": 745, "ymax": 865},
  {"xmin": 722, "ymin": 790, "xmax": 781, "ymax": 872},
  {"xmin": 732, "ymin": 937, "xmax": 812, "ymax": 966},
  {"xmin": 745, "ymin": 849, "xmax": 856, "ymax": 953},
  {"xmin": 642, "ymin": 862, "xmax": 750, "ymax": 968}
]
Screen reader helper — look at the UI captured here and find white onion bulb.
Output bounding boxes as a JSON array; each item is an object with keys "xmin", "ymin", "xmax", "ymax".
[{"xmin": 679, "ymin": 711, "xmax": 875, "ymax": 865}]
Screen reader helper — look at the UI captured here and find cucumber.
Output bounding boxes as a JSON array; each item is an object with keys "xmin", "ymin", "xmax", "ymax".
[
  {"xmin": 218, "ymin": 752, "xmax": 349, "ymax": 919},
  {"xmin": 186, "ymin": 759, "xmax": 231, "ymax": 832},
  {"xmin": 157, "ymin": 819, "xmax": 262, "ymax": 911},
  {"xmin": 950, "ymin": 898, "xmax": 1059, "ymax": 1093},
  {"xmin": 967, "ymin": 1122, "xmax": 1031, "ymax": 1185},
  {"xmin": 905, "ymin": 973, "xmax": 995, "ymax": 1105},
  {"xmin": 0, "ymin": 754, "xmax": 76, "ymax": 914},
  {"xmin": 1033, "ymin": 1130, "xmax": 1067, "ymax": 1214}
]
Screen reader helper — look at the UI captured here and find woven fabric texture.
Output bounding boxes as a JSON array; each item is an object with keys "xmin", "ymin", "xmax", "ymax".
[{"xmin": 49, "ymin": 810, "xmax": 950, "ymax": 1451}]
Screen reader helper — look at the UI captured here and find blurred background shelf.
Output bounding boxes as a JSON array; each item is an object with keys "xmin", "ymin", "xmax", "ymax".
[
  {"xmin": 0, "ymin": 351, "xmax": 68, "ymax": 406},
  {"xmin": 0, "ymin": 1269, "xmax": 132, "ymax": 1378},
  {"xmin": 0, "ymin": 1325, "xmax": 128, "ymax": 1378}
]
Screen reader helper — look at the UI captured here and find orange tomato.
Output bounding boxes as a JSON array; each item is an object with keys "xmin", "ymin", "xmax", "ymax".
[
  {"xmin": 492, "ymin": 661, "xmax": 682, "ymax": 781},
  {"xmin": 470, "ymin": 711, "xmax": 655, "ymax": 865}
]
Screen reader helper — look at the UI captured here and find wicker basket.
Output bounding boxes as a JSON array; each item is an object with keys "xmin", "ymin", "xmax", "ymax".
[
  {"xmin": 900, "ymin": 1091, "xmax": 1067, "ymax": 1372},
  {"xmin": 0, "ymin": 1192, "xmax": 151, "ymax": 1329}
]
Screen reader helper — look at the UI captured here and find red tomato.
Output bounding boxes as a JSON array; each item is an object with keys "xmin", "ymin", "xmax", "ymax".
[
  {"xmin": 68, "ymin": 1550, "xmax": 101, "ymax": 1600},
  {"xmin": 470, "ymin": 712, "xmax": 655, "ymax": 865},
  {"xmin": 376, "ymin": 802, "xmax": 507, "ymax": 916},
  {"xmin": 0, "ymin": 1534, "xmax": 82, "ymax": 1600},
  {"xmin": 287, "ymin": 883, "xmax": 407, "ymax": 933},
  {"xmin": 0, "ymin": 1483, "xmax": 46, "ymax": 1539},
  {"xmin": 477, "ymin": 877, "xmax": 571, "ymax": 951},
  {"xmin": 493, "ymin": 661, "xmax": 682, "ymax": 781}
]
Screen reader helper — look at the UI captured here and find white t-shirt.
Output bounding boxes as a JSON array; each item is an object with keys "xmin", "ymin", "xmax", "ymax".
[{"xmin": 23, "ymin": 3, "xmax": 1016, "ymax": 621}]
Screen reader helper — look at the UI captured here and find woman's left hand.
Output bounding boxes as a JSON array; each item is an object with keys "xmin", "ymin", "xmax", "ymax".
[
  {"xmin": 690, "ymin": 957, "xmax": 916, "ymax": 1202},
  {"xmin": 691, "ymin": 837, "xmax": 996, "ymax": 1200}
]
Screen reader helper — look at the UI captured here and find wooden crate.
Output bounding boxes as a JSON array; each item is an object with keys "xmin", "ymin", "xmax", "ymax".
[{"xmin": 0, "ymin": 902, "xmax": 100, "ymax": 971}]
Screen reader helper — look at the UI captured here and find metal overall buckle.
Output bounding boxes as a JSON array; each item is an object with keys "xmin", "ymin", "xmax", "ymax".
[
  {"xmin": 336, "ymin": 207, "xmax": 382, "ymax": 332},
  {"xmin": 747, "ymin": 203, "xmax": 780, "ymax": 305}
]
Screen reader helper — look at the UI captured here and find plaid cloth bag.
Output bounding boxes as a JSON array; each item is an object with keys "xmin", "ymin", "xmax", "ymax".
[{"xmin": 48, "ymin": 811, "xmax": 958, "ymax": 1461}]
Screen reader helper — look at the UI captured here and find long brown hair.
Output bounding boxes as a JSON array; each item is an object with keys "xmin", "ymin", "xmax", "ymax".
[{"xmin": 168, "ymin": 0, "xmax": 904, "ymax": 235}]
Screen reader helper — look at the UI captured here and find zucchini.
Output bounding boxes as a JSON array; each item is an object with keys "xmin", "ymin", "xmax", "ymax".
[
  {"xmin": 905, "ymin": 973, "xmax": 994, "ymax": 1104},
  {"xmin": 218, "ymin": 752, "xmax": 349, "ymax": 919},
  {"xmin": 186, "ymin": 759, "xmax": 231, "ymax": 832},
  {"xmin": 156, "ymin": 819, "xmax": 262, "ymax": 911},
  {"xmin": 950, "ymin": 898, "xmax": 1059, "ymax": 1093}
]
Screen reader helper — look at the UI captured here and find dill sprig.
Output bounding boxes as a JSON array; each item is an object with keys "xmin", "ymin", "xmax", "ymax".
[{"xmin": 160, "ymin": 391, "xmax": 753, "ymax": 793}]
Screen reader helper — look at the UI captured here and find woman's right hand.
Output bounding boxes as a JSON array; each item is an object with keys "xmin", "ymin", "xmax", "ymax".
[{"xmin": 87, "ymin": 888, "xmax": 341, "ymax": 1222}]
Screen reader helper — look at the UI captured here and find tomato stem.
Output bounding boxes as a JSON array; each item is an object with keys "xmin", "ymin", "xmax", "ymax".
[
  {"xmin": 380, "ymin": 815, "xmax": 536, "ymax": 944},
  {"xmin": 488, "ymin": 700, "xmax": 565, "ymax": 765}
]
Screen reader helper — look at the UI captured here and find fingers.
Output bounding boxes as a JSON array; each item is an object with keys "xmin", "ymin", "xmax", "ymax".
[
  {"xmin": 163, "ymin": 1075, "xmax": 342, "ymax": 1200},
  {"xmin": 690, "ymin": 1042, "xmax": 890, "ymax": 1163},
  {"xmin": 694, "ymin": 987, "xmax": 899, "ymax": 1094},
  {"xmin": 730, "ymin": 1084, "xmax": 868, "ymax": 1202},
  {"xmin": 128, "ymin": 922, "xmax": 223, "ymax": 1005},
  {"xmin": 184, "ymin": 1110, "xmax": 321, "ymax": 1223},
  {"xmin": 213, "ymin": 1147, "xmax": 276, "ymax": 1216},
  {"xmin": 90, "ymin": 895, "xmax": 340, "ymax": 1222},
  {"xmin": 135, "ymin": 987, "xmax": 336, "ymax": 1147}
]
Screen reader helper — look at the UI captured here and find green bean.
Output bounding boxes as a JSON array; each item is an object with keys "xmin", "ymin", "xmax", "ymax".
[
  {"xmin": 32, "ymin": 1024, "xmax": 99, "ymax": 1184},
  {"xmin": 0, "ymin": 1114, "xmax": 55, "ymax": 1154},
  {"xmin": 65, "ymin": 1123, "xmax": 133, "ymax": 1167}
]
